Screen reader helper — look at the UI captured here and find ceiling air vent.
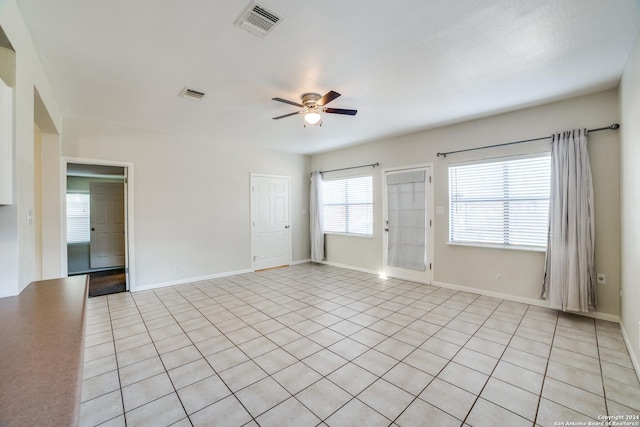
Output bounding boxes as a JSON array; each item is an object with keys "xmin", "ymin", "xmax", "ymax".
[
  {"xmin": 179, "ymin": 87, "xmax": 206, "ymax": 101},
  {"xmin": 235, "ymin": 2, "xmax": 282, "ymax": 38}
]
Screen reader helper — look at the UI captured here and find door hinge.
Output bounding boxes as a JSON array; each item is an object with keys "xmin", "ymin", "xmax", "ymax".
[
  {"xmin": 429, "ymin": 219, "xmax": 432, "ymax": 227},
  {"xmin": 429, "ymin": 176, "xmax": 432, "ymax": 183},
  {"xmin": 252, "ymin": 186, "xmax": 254, "ymax": 191},
  {"xmin": 253, "ymin": 256, "xmax": 257, "ymax": 261},
  {"xmin": 124, "ymin": 177, "xmax": 128, "ymax": 184},
  {"xmin": 429, "ymin": 263, "xmax": 432, "ymax": 270}
]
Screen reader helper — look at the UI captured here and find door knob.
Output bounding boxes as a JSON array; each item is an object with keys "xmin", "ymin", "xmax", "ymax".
[{"xmin": 285, "ymin": 225, "xmax": 290, "ymax": 229}]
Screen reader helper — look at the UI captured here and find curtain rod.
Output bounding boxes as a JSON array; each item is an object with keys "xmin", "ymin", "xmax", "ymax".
[
  {"xmin": 317, "ymin": 162, "xmax": 380, "ymax": 175},
  {"xmin": 436, "ymin": 123, "xmax": 620, "ymax": 158}
]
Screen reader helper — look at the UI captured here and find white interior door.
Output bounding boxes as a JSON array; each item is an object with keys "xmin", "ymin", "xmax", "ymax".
[
  {"xmin": 383, "ymin": 166, "xmax": 432, "ymax": 283},
  {"xmin": 90, "ymin": 182, "xmax": 125, "ymax": 268},
  {"xmin": 252, "ymin": 175, "xmax": 291, "ymax": 271}
]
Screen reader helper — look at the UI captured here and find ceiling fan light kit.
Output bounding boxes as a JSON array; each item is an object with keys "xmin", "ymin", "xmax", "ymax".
[
  {"xmin": 304, "ymin": 110, "xmax": 322, "ymax": 126},
  {"xmin": 272, "ymin": 90, "xmax": 357, "ymax": 127}
]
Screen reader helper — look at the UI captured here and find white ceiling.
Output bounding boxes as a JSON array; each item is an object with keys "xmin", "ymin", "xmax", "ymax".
[{"xmin": 15, "ymin": 0, "xmax": 640, "ymax": 155}]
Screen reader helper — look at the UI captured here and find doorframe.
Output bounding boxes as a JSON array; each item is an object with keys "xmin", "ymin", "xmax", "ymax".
[
  {"xmin": 250, "ymin": 173, "xmax": 292, "ymax": 272},
  {"xmin": 61, "ymin": 157, "xmax": 136, "ymax": 292},
  {"xmin": 381, "ymin": 163, "xmax": 434, "ymax": 284}
]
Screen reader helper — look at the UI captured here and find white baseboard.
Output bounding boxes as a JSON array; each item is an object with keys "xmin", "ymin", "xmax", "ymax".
[
  {"xmin": 132, "ymin": 262, "xmax": 620, "ymax": 324},
  {"xmin": 317, "ymin": 260, "xmax": 379, "ymax": 276},
  {"xmin": 133, "ymin": 268, "xmax": 253, "ymax": 292},
  {"xmin": 135, "ymin": 260, "xmax": 312, "ymax": 293},
  {"xmin": 433, "ymin": 280, "xmax": 620, "ymax": 323},
  {"xmin": 619, "ymin": 321, "xmax": 640, "ymax": 383}
]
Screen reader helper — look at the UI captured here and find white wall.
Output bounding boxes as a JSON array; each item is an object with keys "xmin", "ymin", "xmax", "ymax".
[
  {"xmin": 312, "ymin": 89, "xmax": 621, "ymax": 318},
  {"xmin": 40, "ymin": 132, "xmax": 62, "ymax": 279},
  {"xmin": 61, "ymin": 117, "xmax": 311, "ymax": 290},
  {"xmin": 0, "ymin": 0, "xmax": 61, "ymax": 297},
  {"xmin": 619, "ymin": 31, "xmax": 640, "ymax": 374}
]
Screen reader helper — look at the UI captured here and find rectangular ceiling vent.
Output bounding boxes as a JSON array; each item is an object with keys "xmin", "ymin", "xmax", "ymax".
[
  {"xmin": 235, "ymin": 2, "xmax": 282, "ymax": 38},
  {"xmin": 179, "ymin": 87, "xmax": 206, "ymax": 101}
]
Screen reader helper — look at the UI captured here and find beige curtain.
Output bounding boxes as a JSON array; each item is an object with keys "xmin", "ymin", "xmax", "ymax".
[{"xmin": 542, "ymin": 129, "xmax": 597, "ymax": 312}]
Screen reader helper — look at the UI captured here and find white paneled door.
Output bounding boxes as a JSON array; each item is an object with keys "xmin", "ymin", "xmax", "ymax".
[
  {"xmin": 90, "ymin": 182, "xmax": 125, "ymax": 268},
  {"xmin": 251, "ymin": 175, "xmax": 291, "ymax": 271},
  {"xmin": 383, "ymin": 166, "xmax": 433, "ymax": 284}
]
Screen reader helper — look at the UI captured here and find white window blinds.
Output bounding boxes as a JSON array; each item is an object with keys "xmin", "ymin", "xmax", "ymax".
[
  {"xmin": 323, "ymin": 175, "xmax": 373, "ymax": 236},
  {"xmin": 448, "ymin": 154, "xmax": 550, "ymax": 250},
  {"xmin": 66, "ymin": 193, "xmax": 90, "ymax": 244}
]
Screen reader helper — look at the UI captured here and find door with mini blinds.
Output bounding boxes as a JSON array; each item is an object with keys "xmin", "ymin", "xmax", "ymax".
[
  {"xmin": 383, "ymin": 166, "xmax": 432, "ymax": 283},
  {"xmin": 90, "ymin": 182, "xmax": 125, "ymax": 268},
  {"xmin": 251, "ymin": 175, "xmax": 291, "ymax": 270}
]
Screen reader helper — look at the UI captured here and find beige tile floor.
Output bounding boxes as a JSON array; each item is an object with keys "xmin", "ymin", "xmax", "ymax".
[{"xmin": 80, "ymin": 263, "xmax": 640, "ymax": 427}]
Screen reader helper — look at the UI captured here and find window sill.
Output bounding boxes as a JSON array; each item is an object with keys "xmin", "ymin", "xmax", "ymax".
[
  {"xmin": 447, "ymin": 241, "xmax": 546, "ymax": 253},
  {"xmin": 324, "ymin": 232, "xmax": 374, "ymax": 239}
]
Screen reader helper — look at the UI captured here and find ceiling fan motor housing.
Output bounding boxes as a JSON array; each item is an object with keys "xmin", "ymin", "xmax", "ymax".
[{"xmin": 301, "ymin": 93, "xmax": 321, "ymax": 108}]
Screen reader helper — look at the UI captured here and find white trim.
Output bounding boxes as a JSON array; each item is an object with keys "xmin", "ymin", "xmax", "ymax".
[
  {"xmin": 381, "ymin": 163, "xmax": 434, "ymax": 284},
  {"xmin": 250, "ymin": 173, "xmax": 292, "ymax": 271},
  {"xmin": 447, "ymin": 241, "xmax": 546, "ymax": 253},
  {"xmin": 382, "ymin": 272, "xmax": 430, "ymax": 285},
  {"xmin": 292, "ymin": 259, "xmax": 311, "ymax": 265},
  {"xmin": 134, "ymin": 268, "xmax": 253, "ymax": 292},
  {"xmin": 62, "ymin": 157, "xmax": 136, "ymax": 292},
  {"xmin": 619, "ymin": 321, "xmax": 640, "ymax": 383},
  {"xmin": 317, "ymin": 260, "xmax": 378, "ymax": 276},
  {"xmin": 433, "ymin": 280, "xmax": 620, "ymax": 323}
]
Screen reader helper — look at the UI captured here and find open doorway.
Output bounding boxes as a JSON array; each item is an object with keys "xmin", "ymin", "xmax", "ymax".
[{"xmin": 66, "ymin": 163, "xmax": 128, "ymax": 297}]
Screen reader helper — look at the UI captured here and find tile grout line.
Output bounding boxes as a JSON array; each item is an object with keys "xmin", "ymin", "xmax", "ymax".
[
  {"xmin": 173, "ymin": 281, "xmax": 289, "ymax": 425},
  {"xmin": 594, "ymin": 320, "xmax": 610, "ymax": 417},
  {"xmin": 529, "ymin": 304, "xmax": 560, "ymax": 426},
  {"xmin": 106, "ymin": 294, "xmax": 129, "ymax": 427},
  {"xmin": 388, "ymin": 290, "xmax": 489, "ymax": 426},
  {"xmin": 457, "ymin": 297, "xmax": 538, "ymax": 426}
]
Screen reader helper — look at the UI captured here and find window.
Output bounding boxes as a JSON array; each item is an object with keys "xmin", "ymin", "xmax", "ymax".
[
  {"xmin": 323, "ymin": 175, "xmax": 373, "ymax": 236},
  {"xmin": 66, "ymin": 193, "xmax": 90, "ymax": 243},
  {"xmin": 448, "ymin": 154, "xmax": 550, "ymax": 250}
]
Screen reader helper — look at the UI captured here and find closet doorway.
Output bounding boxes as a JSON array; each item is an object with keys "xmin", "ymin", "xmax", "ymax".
[{"xmin": 66, "ymin": 162, "xmax": 130, "ymax": 297}]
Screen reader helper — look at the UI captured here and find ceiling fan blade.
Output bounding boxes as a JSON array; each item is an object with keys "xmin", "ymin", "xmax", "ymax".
[
  {"xmin": 272, "ymin": 97, "xmax": 304, "ymax": 108},
  {"xmin": 272, "ymin": 111, "xmax": 303, "ymax": 120},
  {"xmin": 324, "ymin": 108, "xmax": 358, "ymax": 116},
  {"xmin": 317, "ymin": 91, "xmax": 341, "ymax": 106}
]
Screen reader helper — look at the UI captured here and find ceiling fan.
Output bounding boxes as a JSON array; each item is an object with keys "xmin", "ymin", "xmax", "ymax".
[{"xmin": 272, "ymin": 91, "xmax": 357, "ymax": 127}]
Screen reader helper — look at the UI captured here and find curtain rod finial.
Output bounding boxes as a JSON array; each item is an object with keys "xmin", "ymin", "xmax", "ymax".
[{"xmin": 610, "ymin": 123, "xmax": 620, "ymax": 130}]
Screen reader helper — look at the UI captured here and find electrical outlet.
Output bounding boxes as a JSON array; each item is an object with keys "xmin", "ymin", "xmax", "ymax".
[
  {"xmin": 496, "ymin": 273, "xmax": 503, "ymax": 284},
  {"xmin": 175, "ymin": 265, "xmax": 182, "ymax": 272},
  {"xmin": 597, "ymin": 273, "xmax": 606, "ymax": 284}
]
